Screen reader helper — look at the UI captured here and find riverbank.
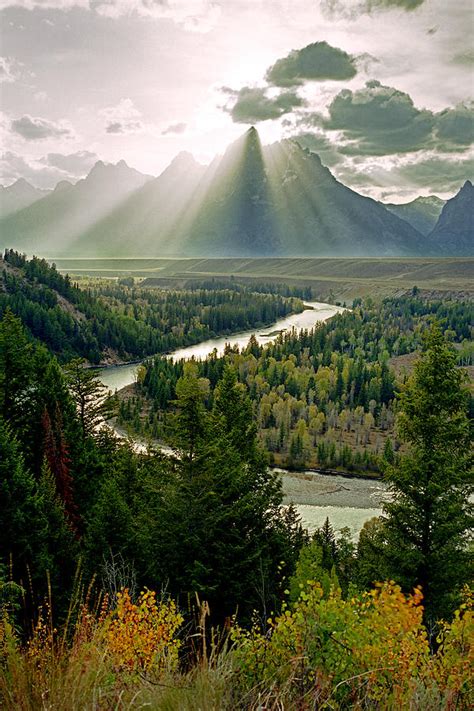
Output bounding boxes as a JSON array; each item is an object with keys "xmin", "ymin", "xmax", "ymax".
[
  {"xmin": 96, "ymin": 301, "xmax": 345, "ymax": 391},
  {"xmin": 278, "ymin": 468, "xmax": 387, "ymax": 509},
  {"xmin": 89, "ymin": 301, "xmax": 309, "ymax": 368},
  {"xmin": 107, "ymin": 416, "xmax": 386, "ymax": 537}
]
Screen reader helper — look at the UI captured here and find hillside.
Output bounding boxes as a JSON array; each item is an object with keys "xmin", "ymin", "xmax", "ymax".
[
  {"xmin": 52, "ymin": 256, "xmax": 474, "ymax": 303},
  {"xmin": 0, "ymin": 250, "xmax": 302, "ymax": 363},
  {"xmin": 427, "ymin": 180, "xmax": 474, "ymax": 255},
  {"xmin": 385, "ymin": 195, "xmax": 445, "ymax": 235}
]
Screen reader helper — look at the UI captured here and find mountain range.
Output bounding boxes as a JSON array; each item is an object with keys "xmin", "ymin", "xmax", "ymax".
[
  {"xmin": 0, "ymin": 179, "xmax": 51, "ymax": 219},
  {"xmin": 385, "ymin": 196, "xmax": 445, "ymax": 236},
  {"xmin": 0, "ymin": 128, "xmax": 472, "ymax": 257},
  {"xmin": 426, "ymin": 180, "xmax": 473, "ymax": 255}
]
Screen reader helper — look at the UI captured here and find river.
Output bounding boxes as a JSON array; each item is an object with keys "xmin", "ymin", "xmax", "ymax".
[
  {"xmin": 97, "ymin": 301, "xmax": 385, "ymax": 537},
  {"xmin": 97, "ymin": 301, "xmax": 345, "ymax": 392}
]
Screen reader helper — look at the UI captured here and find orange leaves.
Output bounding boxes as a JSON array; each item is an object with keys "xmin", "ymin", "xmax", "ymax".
[
  {"xmin": 1, "ymin": 584, "xmax": 471, "ymax": 709},
  {"xmin": 431, "ymin": 588, "xmax": 474, "ymax": 702},
  {"xmin": 231, "ymin": 582, "xmax": 471, "ymax": 708},
  {"xmin": 105, "ymin": 588, "xmax": 183, "ymax": 673},
  {"xmin": 0, "ymin": 588, "xmax": 184, "ymax": 708}
]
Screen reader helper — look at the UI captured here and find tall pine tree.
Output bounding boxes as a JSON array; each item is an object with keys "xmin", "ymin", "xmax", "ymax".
[{"xmin": 382, "ymin": 326, "xmax": 473, "ymax": 623}]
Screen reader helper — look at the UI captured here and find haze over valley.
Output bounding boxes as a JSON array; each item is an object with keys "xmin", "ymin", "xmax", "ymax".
[{"xmin": 1, "ymin": 128, "xmax": 472, "ymax": 258}]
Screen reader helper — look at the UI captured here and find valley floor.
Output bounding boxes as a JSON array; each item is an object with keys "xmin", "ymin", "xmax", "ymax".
[{"xmin": 52, "ymin": 256, "xmax": 474, "ymax": 302}]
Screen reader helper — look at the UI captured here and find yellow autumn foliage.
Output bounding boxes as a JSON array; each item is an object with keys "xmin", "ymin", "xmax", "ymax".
[
  {"xmin": 231, "ymin": 582, "xmax": 473, "ymax": 709},
  {"xmin": 105, "ymin": 588, "xmax": 183, "ymax": 672}
]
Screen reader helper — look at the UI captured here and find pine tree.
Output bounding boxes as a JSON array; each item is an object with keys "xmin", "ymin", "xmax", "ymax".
[
  {"xmin": 382, "ymin": 326, "xmax": 473, "ymax": 622},
  {"xmin": 0, "ymin": 419, "xmax": 77, "ymax": 599},
  {"xmin": 63, "ymin": 358, "xmax": 113, "ymax": 438},
  {"xmin": 169, "ymin": 362, "xmax": 210, "ymax": 473},
  {"xmin": 383, "ymin": 437, "xmax": 395, "ymax": 464},
  {"xmin": 0, "ymin": 417, "xmax": 45, "ymax": 582},
  {"xmin": 212, "ymin": 365, "xmax": 256, "ymax": 459},
  {"xmin": 315, "ymin": 517, "xmax": 337, "ymax": 567},
  {"xmin": 0, "ymin": 309, "xmax": 35, "ymax": 447},
  {"xmin": 142, "ymin": 364, "xmax": 304, "ymax": 624},
  {"xmin": 36, "ymin": 461, "xmax": 79, "ymax": 608},
  {"xmin": 41, "ymin": 406, "xmax": 78, "ymax": 528}
]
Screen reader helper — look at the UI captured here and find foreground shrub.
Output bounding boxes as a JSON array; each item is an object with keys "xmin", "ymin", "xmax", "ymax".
[
  {"xmin": 0, "ymin": 588, "xmax": 183, "ymax": 710},
  {"xmin": 230, "ymin": 582, "xmax": 473, "ymax": 709},
  {"xmin": 0, "ymin": 583, "xmax": 472, "ymax": 710}
]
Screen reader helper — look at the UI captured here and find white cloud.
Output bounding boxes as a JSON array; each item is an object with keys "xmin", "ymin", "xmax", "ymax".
[
  {"xmin": 1, "ymin": 148, "xmax": 100, "ymax": 188},
  {"xmin": 10, "ymin": 114, "xmax": 76, "ymax": 140},
  {"xmin": 0, "ymin": 56, "xmax": 20, "ymax": 83},
  {"xmin": 333, "ymin": 148, "xmax": 474, "ymax": 200},
  {"xmin": 40, "ymin": 149, "xmax": 98, "ymax": 174},
  {"xmin": 0, "ymin": 0, "xmax": 221, "ymax": 32},
  {"xmin": 94, "ymin": 1, "xmax": 221, "ymax": 32},
  {"xmin": 0, "ymin": 1, "xmax": 88, "ymax": 8},
  {"xmin": 1, "ymin": 150, "xmax": 69, "ymax": 188},
  {"xmin": 100, "ymin": 97, "xmax": 143, "ymax": 134}
]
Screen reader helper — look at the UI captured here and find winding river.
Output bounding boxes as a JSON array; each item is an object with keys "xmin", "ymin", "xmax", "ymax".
[
  {"xmin": 97, "ymin": 301, "xmax": 345, "ymax": 392},
  {"xmin": 97, "ymin": 301, "xmax": 385, "ymax": 537}
]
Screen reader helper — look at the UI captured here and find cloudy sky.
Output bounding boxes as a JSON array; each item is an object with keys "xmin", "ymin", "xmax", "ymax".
[{"xmin": 1, "ymin": 0, "xmax": 473, "ymax": 201}]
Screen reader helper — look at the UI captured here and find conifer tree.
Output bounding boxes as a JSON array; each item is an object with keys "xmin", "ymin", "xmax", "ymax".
[
  {"xmin": 140, "ymin": 364, "xmax": 304, "ymax": 623},
  {"xmin": 0, "ymin": 419, "xmax": 77, "ymax": 598},
  {"xmin": 0, "ymin": 418, "xmax": 45, "ymax": 581},
  {"xmin": 64, "ymin": 358, "xmax": 113, "ymax": 438},
  {"xmin": 0, "ymin": 309, "xmax": 35, "ymax": 446},
  {"xmin": 382, "ymin": 326, "xmax": 473, "ymax": 622}
]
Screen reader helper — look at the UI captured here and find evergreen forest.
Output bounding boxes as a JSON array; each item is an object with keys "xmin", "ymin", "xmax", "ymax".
[{"xmin": 0, "ymin": 252, "xmax": 472, "ymax": 709}]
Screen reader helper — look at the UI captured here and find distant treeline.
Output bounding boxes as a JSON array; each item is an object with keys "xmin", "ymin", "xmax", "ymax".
[
  {"xmin": 174, "ymin": 277, "xmax": 313, "ymax": 300},
  {"xmin": 1, "ymin": 250, "xmax": 302, "ymax": 363}
]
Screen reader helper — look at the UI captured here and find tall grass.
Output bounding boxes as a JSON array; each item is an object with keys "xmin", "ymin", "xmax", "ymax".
[{"xmin": 1, "ymin": 581, "xmax": 472, "ymax": 710}]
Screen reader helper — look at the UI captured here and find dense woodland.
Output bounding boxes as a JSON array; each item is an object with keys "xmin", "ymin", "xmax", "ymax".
[
  {"xmin": 0, "ymin": 257, "xmax": 472, "ymax": 708},
  {"xmin": 1, "ymin": 250, "xmax": 302, "ymax": 363},
  {"xmin": 119, "ymin": 293, "xmax": 473, "ymax": 474}
]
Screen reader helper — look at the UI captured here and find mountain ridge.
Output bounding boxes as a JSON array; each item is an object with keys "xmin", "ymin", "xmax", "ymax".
[
  {"xmin": 427, "ymin": 180, "xmax": 473, "ymax": 255},
  {"xmin": 0, "ymin": 179, "xmax": 51, "ymax": 219},
  {"xmin": 0, "ymin": 160, "xmax": 153, "ymax": 256},
  {"xmin": 385, "ymin": 195, "xmax": 445, "ymax": 236},
  {"xmin": 1, "ymin": 130, "xmax": 472, "ymax": 257}
]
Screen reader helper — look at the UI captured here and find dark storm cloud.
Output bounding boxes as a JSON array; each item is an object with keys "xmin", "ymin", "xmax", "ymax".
[
  {"xmin": 292, "ymin": 132, "xmax": 342, "ymax": 166},
  {"xmin": 396, "ymin": 155, "xmax": 474, "ymax": 192},
  {"xmin": 435, "ymin": 103, "xmax": 474, "ymax": 149},
  {"xmin": 317, "ymin": 83, "xmax": 474, "ymax": 156},
  {"xmin": 265, "ymin": 41, "xmax": 357, "ymax": 87},
  {"xmin": 323, "ymin": 81, "xmax": 435, "ymax": 155},
  {"xmin": 161, "ymin": 122, "xmax": 187, "ymax": 135},
  {"xmin": 11, "ymin": 114, "xmax": 75, "ymax": 141},
  {"xmin": 295, "ymin": 84, "xmax": 473, "ymax": 158},
  {"xmin": 336, "ymin": 153, "xmax": 473, "ymax": 195},
  {"xmin": 40, "ymin": 150, "xmax": 98, "ymax": 174},
  {"xmin": 322, "ymin": 0, "xmax": 426, "ymax": 19},
  {"xmin": 223, "ymin": 86, "xmax": 304, "ymax": 124}
]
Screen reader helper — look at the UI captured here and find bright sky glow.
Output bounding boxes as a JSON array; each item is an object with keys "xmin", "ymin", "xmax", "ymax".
[{"xmin": 1, "ymin": 0, "xmax": 473, "ymax": 200}]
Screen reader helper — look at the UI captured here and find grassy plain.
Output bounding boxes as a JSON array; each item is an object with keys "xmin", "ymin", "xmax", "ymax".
[{"xmin": 52, "ymin": 257, "xmax": 474, "ymax": 301}]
